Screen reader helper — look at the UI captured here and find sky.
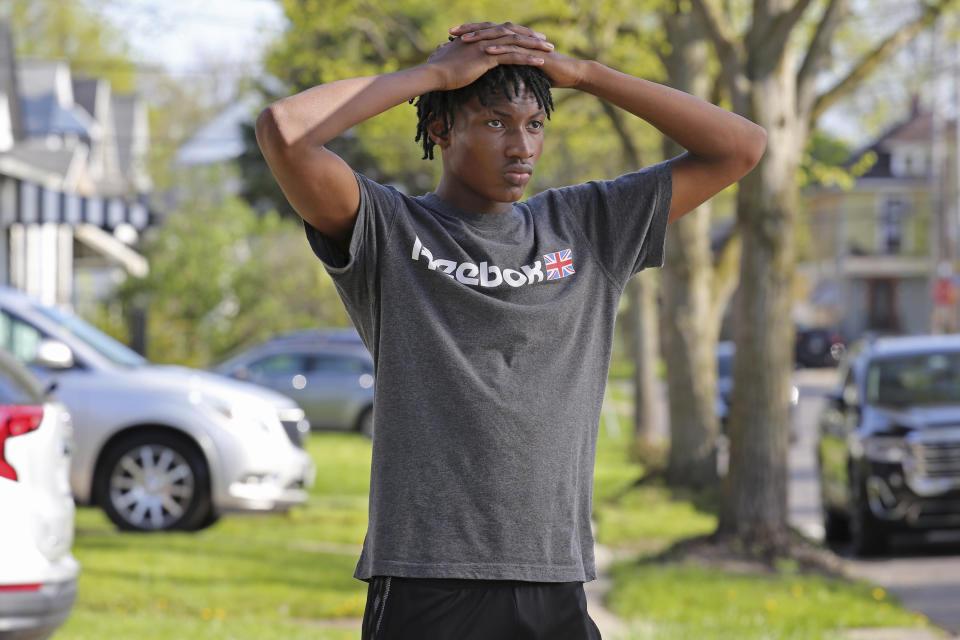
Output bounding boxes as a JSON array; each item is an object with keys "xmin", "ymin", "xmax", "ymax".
[
  {"xmin": 100, "ymin": 0, "xmax": 287, "ymax": 74},
  {"xmin": 96, "ymin": 0, "xmax": 957, "ymax": 149}
]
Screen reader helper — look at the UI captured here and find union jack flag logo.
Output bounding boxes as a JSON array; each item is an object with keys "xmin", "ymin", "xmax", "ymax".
[{"xmin": 543, "ymin": 249, "xmax": 575, "ymax": 280}]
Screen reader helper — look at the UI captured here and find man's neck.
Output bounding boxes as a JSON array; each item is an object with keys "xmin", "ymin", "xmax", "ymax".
[{"xmin": 434, "ymin": 175, "xmax": 514, "ymax": 215}]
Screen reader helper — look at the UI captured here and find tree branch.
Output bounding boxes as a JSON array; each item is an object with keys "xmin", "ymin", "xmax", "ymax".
[
  {"xmin": 796, "ymin": 0, "xmax": 849, "ymax": 118},
  {"xmin": 348, "ymin": 17, "xmax": 392, "ymax": 62},
  {"xmin": 810, "ymin": 0, "xmax": 956, "ymax": 124},
  {"xmin": 748, "ymin": 0, "xmax": 817, "ymax": 74},
  {"xmin": 689, "ymin": 0, "xmax": 746, "ymax": 82},
  {"xmin": 599, "ymin": 100, "xmax": 643, "ymax": 167}
]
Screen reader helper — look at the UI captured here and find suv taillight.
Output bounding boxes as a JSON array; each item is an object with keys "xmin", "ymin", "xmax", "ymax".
[{"xmin": 0, "ymin": 405, "xmax": 44, "ymax": 481}]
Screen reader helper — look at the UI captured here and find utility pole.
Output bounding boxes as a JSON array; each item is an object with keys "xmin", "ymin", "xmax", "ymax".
[
  {"xmin": 954, "ymin": 13, "xmax": 960, "ymax": 331},
  {"xmin": 930, "ymin": 20, "xmax": 951, "ymax": 333}
]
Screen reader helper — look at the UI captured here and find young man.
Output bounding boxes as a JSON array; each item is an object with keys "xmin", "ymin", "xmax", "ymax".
[{"xmin": 257, "ymin": 20, "xmax": 766, "ymax": 640}]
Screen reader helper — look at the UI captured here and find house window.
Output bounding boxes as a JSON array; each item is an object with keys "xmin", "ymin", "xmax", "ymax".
[
  {"xmin": 879, "ymin": 195, "xmax": 908, "ymax": 254},
  {"xmin": 891, "ymin": 149, "xmax": 927, "ymax": 177}
]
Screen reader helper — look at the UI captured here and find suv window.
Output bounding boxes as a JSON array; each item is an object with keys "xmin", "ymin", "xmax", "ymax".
[
  {"xmin": 312, "ymin": 353, "xmax": 372, "ymax": 374},
  {"xmin": 247, "ymin": 353, "xmax": 308, "ymax": 377},
  {"xmin": 866, "ymin": 352, "xmax": 960, "ymax": 407}
]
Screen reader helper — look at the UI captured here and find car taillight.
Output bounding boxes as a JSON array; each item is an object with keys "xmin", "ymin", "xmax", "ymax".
[
  {"xmin": 0, "ymin": 405, "xmax": 44, "ymax": 481},
  {"xmin": 0, "ymin": 584, "xmax": 42, "ymax": 592}
]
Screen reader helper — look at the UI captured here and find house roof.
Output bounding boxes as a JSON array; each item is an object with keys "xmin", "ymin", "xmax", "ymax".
[
  {"xmin": 0, "ymin": 138, "xmax": 85, "ymax": 188},
  {"xmin": 111, "ymin": 94, "xmax": 137, "ymax": 172},
  {"xmin": 16, "ymin": 59, "xmax": 73, "ymax": 103},
  {"xmin": 850, "ymin": 107, "xmax": 957, "ymax": 180},
  {"xmin": 20, "ymin": 93, "xmax": 97, "ymax": 139},
  {"xmin": 175, "ymin": 97, "xmax": 260, "ymax": 166},
  {"xmin": 71, "ymin": 77, "xmax": 100, "ymax": 119}
]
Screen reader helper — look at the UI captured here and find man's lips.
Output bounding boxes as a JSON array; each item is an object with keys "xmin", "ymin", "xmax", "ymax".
[{"xmin": 504, "ymin": 166, "xmax": 533, "ymax": 184}]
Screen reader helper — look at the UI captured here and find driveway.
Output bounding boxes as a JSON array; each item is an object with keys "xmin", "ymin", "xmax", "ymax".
[{"xmin": 789, "ymin": 367, "xmax": 960, "ymax": 635}]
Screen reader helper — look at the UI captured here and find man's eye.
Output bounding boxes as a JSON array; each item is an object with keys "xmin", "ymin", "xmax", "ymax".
[
  {"xmin": 486, "ymin": 119, "xmax": 503, "ymax": 128},
  {"xmin": 529, "ymin": 121, "xmax": 544, "ymax": 130}
]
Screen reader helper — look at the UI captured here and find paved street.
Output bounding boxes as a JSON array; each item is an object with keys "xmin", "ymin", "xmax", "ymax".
[{"xmin": 789, "ymin": 368, "xmax": 960, "ymax": 636}]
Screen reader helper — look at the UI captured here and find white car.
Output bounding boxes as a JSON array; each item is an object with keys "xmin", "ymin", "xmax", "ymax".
[
  {"xmin": 0, "ymin": 350, "xmax": 79, "ymax": 640},
  {"xmin": 0, "ymin": 287, "xmax": 315, "ymax": 532}
]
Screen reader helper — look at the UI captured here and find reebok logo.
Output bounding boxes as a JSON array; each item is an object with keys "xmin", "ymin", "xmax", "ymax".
[{"xmin": 411, "ymin": 236, "xmax": 572, "ymax": 289}]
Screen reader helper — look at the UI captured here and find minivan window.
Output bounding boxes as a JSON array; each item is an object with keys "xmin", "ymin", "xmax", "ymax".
[
  {"xmin": 0, "ymin": 357, "xmax": 44, "ymax": 404},
  {"xmin": 35, "ymin": 305, "xmax": 146, "ymax": 368},
  {"xmin": 0, "ymin": 311, "xmax": 43, "ymax": 363},
  {"xmin": 866, "ymin": 353, "xmax": 960, "ymax": 407}
]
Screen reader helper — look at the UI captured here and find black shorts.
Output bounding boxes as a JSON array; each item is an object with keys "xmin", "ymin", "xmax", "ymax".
[{"xmin": 361, "ymin": 576, "xmax": 603, "ymax": 639}]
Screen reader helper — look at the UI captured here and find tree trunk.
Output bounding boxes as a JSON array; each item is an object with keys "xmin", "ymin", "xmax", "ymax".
[
  {"xmin": 660, "ymin": 7, "xmax": 721, "ymax": 488},
  {"xmin": 717, "ymin": 71, "xmax": 806, "ymax": 547}
]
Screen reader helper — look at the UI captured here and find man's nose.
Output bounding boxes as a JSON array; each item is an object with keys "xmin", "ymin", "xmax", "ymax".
[{"xmin": 506, "ymin": 130, "xmax": 537, "ymax": 158}]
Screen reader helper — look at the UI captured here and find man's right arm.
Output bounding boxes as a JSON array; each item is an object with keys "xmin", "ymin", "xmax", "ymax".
[
  {"xmin": 255, "ymin": 67, "xmax": 441, "ymax": 254},
  {"xmin": 255, "ymin": 24, "xmax": 554, "ymax": 254}
]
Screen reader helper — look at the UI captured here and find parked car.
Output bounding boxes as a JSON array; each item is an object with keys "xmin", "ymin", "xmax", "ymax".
[
  {"xmin": 0, "ymin": 287, "xmax": 315, "ymax": 532},
  {"xmin": 214, "ymin": 329, "xmax": 375, "ymax": 438},
  {"xmin": 0, "ymin": 349, "xmax": 79, "ymax": 640},
  {"xmin": 715, "ymin": 341, "xmax": 799, "ymax": 433},
  {"xmin": 795, "ymin": 326, "xmax": 845, "ymax": 368},
  {"xmin": 817, "ymin": 334, "xmax": 960, "ymax": 555}
]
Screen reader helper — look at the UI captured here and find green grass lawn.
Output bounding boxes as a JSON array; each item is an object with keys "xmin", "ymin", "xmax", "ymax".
[
  {"xmin": 59, "ymin": 433, "xmax": 373, "ymax": 640},
  {"xmin": 59, "ymin": 401, "xmax": 931, "ymax": 640}
]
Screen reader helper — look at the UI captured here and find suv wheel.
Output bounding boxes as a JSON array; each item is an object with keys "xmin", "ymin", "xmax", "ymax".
[
  {"xmin": 849, "ymin": 474, "xmax": 887, "ymax": 556},
  {"xmin": 822, "ymin": 506, "xmax": 850, "ymax": 544},
  {"xmin": 96, "ymin": 431, "xmax": 213, "ymax": 532}
]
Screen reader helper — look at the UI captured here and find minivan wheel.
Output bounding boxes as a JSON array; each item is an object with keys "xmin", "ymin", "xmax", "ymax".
[
  {"xmin": 96, "ymin": 431, "xmax": 212, "ymax": 532},
  {"xmin": 357, "ymin": 408, "xmax": 374, "ymax": 439}
]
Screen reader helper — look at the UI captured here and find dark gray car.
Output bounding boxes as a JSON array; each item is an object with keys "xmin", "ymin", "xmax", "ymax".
[{"xmin": 214, "ymin": 331, "xmax": 375, "ymax": 437}]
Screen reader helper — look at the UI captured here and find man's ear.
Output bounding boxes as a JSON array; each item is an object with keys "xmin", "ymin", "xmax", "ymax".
[{"xmin": 428, "ymin": 119, "xmax": 451, "ymax": 149}]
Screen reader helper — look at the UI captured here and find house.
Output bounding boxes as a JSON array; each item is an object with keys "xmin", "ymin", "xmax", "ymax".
[
  {"xmin": 800, "ymin": 103, "xmax": 957, "ymax": 340},
  {"xmin": 0, "ymin": 21, "xmax": 155, "ymax": 312}
]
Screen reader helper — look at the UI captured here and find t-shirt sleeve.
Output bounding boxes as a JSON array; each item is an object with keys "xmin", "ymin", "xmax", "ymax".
[
  {"xmin": 302, "ymin": 172, "xmax": 399, "ymax": 331},
  {"xmin": 536, "ymin": 161, "xmax": 672, "ymax": 286},
  {"xmin": 303, "ymin": 171, "xmax": 399, "ymax": 278}
]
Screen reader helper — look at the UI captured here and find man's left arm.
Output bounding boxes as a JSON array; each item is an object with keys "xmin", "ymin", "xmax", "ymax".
[
  {"xmin": 570, "ymin": 63, "xmax": 767, "ymax": 223},
  {"xmin": 452, "ymin": 23, "xmax": 767, "ymax": 224}
]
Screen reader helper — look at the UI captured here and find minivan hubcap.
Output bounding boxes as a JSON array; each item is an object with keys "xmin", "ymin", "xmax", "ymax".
[{"xmin": 109, "ymin": 444, "xmax": 195, "ymax": 529}]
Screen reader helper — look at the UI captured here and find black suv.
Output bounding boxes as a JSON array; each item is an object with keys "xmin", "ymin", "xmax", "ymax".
[{"xmin": 817, "ymin": 335, "xmax": 960, "ymax": 555}]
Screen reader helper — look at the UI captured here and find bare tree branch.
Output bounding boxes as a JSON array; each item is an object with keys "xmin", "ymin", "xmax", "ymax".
[
  {"xmin": 796, "ymin": 0, "xmax": 849, "ymax": 119},
  {"xmin": 387, "ymin": 14, "xmax": 431, "ymax": 57},
  {"xmin": 348, "ymin": 17, "xmax": 393, "ymax": 62},
  {"xmin": 689, "ymin": 0, "xmax": 751, "ymax": 113},
  {"xmin": 689, "ymin": 0, "xmax": 746, "ymax": 80},
  {"xmin": 747, "ymin": 0, "xmax": 817, "ymax": 74},
  {"xmin": 599, "ymin": 100, "xmax": 643, "ymax": 167},
  {"xmin": 811, "ymin": 0, "xmax": 956, "ymax": 124}
]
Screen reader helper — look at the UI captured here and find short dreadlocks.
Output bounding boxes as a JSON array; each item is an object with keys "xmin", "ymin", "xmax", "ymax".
[{"xmin": 410, "ymin": 65, "xmax": 554, "ymax": 160}]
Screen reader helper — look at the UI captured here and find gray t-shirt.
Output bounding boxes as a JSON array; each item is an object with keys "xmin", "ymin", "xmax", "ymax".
[{"xmin": 305, "ymin": 162, "xmax": 672, "ymax": 583}]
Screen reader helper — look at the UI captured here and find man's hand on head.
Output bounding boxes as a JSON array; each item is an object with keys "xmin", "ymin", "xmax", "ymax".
[
  {"xmin": 448, "ymin": 22, "xmax": 585, "ymax": 90},
  {"xmin": 427, "ymin": 21, "xmax": 553, "ymax": 90}
]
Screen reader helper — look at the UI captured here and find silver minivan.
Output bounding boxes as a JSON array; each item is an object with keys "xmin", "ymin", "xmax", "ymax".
[{"xmin": 0, "ymin": 287, "xmax": 315, "ymax": 532}]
